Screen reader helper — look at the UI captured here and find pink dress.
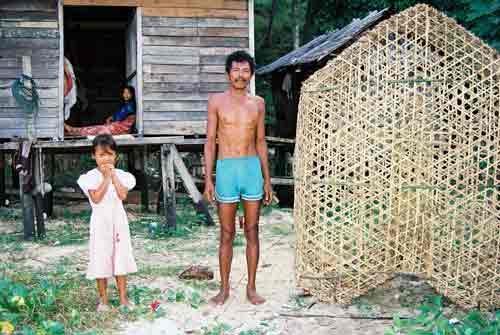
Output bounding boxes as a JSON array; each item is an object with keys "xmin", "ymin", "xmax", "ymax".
[{"xmin": 77, "ymin": 168, "xmax": 137, "ymax": 279}]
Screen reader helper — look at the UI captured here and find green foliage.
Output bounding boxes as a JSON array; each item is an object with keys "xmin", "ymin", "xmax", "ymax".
[
  {"xmin": 200, "ymin": 322, "xmax": 232, "ymax": 335},
  {"xmin": 385, "ymin": 295, "xmax": 500, "ymax": 335}
]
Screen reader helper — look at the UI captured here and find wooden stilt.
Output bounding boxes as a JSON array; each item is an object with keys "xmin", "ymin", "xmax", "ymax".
[
  {"xmin": 140, "ymin": 146, "xmax": 149, "ymax": 212},
  {"xmin": 45, "ymin": 152, "xmax": 55, "ymax": 217},
  {"xmin": 161, "ymin": 144, "xmax": 176, "ymax": 229},
  {"xmin": 170, "ymin": 145, "xmax": 213, "ymax": 226},
  {"xmin": 33, "ymin": 147, "xmax": 45, "ymax": 238},
  {"xmin": 0, "ymin": 150, "xmax": 5, "ymax": 206}
]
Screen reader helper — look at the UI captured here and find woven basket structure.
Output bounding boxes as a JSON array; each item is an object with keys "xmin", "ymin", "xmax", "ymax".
[{"xmin": 294, "ymin": 4, "xmax": 500, "ymax": 309}]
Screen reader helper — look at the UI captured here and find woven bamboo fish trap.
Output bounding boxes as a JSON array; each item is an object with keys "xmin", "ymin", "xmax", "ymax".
[{"xmin": 294, "ymin": 4, "xmax": 500, "ymax": 309}]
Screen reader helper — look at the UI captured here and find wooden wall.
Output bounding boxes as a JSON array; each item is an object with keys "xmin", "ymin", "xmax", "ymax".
[
  {"xmin": 0, "ymin": 0, "xmax": 60, "ymax": 139},
  {"xmin": 141, "ymin": 0, "xmax": 249, "ymax": 135}
]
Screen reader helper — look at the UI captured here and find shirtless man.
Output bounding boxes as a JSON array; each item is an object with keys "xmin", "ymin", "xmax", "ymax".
[{"xmin": 203, "ymin": 51, "xmax": 272, "ymax": 305}]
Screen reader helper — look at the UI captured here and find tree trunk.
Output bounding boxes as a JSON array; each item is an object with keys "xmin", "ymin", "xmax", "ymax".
[
  {"xmin": 263, "ymin": 0, "xmax": 279, "ymax": 48},
  {"xmin": 302, "ymin": 0, "xmax": 315, "ymax": 43},
  {"xmin": 292, "ymin": 0, "xmax": 300, "ymax": 49}
]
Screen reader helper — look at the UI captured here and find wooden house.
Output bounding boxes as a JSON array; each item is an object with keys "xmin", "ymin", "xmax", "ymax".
[{"xmin": 0, "ymin": 0, "xmax": 254, "ymax": 140}]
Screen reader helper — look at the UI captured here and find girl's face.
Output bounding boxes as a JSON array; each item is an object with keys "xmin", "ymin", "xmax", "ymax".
[
  {"xmin": 93, "ymin": 145, "xmax": 117, "ymax": 168},
  {"xmin": 122, "ymin": 88, "xmax": 132, "ymax": 102}
]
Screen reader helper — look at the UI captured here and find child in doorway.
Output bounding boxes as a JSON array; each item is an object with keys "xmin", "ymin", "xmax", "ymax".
[{"xmin": 77, "ymin": 134, "xmax": 137, "ymax": 311}]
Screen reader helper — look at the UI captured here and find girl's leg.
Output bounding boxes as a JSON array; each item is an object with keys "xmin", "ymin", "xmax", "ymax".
[
  {"xmin": 96, "ymin": 278, "xmax": 109, "ymax": 304},
  {"xmin": 115, "ymin": 275, "xmax": 129, "ymax": 305}
]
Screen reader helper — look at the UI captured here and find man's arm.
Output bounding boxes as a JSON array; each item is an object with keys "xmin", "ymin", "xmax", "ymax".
[
  {"xmin": 203, "ymin": 95, "xmax": 218, "ymax": 202},
  {"xmin": 255, "ymin": 97, "xmax": 272, "ymax": 205}
]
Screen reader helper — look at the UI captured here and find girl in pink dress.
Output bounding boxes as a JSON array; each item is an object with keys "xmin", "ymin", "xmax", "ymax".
[{"xmin": 77, "ymin": 134, "xmax": 137, "ymax": 311}]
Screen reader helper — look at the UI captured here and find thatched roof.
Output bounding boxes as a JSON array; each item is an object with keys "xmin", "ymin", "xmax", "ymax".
[{"xmin": 256, "ymin": 8, "xmax": 389, "ymax": 75}]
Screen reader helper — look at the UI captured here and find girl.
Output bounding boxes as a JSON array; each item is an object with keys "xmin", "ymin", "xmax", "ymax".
[
  {"xmin": 64, "ymin": 86, "xmax": 136, "ymax": 136},
  {"xmin": 77, "ymin": 134, "xmax": 137, "ymax": 311}
]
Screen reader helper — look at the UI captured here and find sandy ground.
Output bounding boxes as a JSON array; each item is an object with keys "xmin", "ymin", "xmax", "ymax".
[{"xmin": 0, "ymin": 203, "xmax": 435, "ymax": 335}]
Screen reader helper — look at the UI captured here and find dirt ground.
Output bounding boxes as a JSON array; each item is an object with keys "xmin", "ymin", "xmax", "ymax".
[{"xmin": 0, "ymin": 201, "xmax": 438, "ymax": 335}]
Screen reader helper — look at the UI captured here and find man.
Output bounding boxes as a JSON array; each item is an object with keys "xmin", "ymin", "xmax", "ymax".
[{"xmin": 204, "ymin": 50, "xmax": 272, "ymax": 305}]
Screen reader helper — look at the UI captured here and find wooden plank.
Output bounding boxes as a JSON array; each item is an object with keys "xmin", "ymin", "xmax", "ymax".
[
  {"xmin": 200, "ymin": 47, "xmax": 246, "ymax": 55},
  {"xmin": 142, "ymin": 17, "xmax": 197, "ymax": 28},
  {"xmin": 143, "ymin": 82, "xmax": 200, "ymax": 93},
  {"xmin": 143, "ymin": 27, "xmax": 197, "ymax": 36},
  {"xmin": 0, "ymin": 88, "xmax": 58, "ymax": 99},
  {"xmin": 200, "ymin": 82, "xmax": 228, "ymax": 92},
  {"xmin": 0, "ymin": 107, "xmax": 59, "ymax": 118},
  {"xmin": 144, "ymin": 120, "xmax": 207, "ymax": 135},
  {"xmin": 169, "ymin": 144, "xmax": 213, "ymax": 225},
  {"xmin": 143, "ymin": 111, "xmax": 207, "ymax": 121},
  {"xmin": 143, "ymin": 8, "xmax": 248, "ymax": 19},
  {"xmin": 0, "ymin": 11, "xmax": 57, "ymax": 21},
  {"xmin": 0, "ymin": 117, "xmax": 59, "ymax": 129},
  {"xmin": 143, "ymin": 64, "xmax": 199, "ymax": 74},
  {"xmin": 200, "ymin": 55, "xmax": 226, "ymax": 65},
  {"xmin": 144, "ymin": 92, "xmax": 209, "ymax": 101},
  {"xmin": 143, "ymin": 36, "xmax": 200, "ymax": 47},
  {"xmin": 0, "ymin": 21, "xmax": 58, "ymax": 29},
  {"xmin": 0, "ymin": 38, "xmax": 59, "ymax": 49},
  {"xmin": 200, "ymin": 73, "xmax": 227, "ymax": 82},
  {"xmin": 143, "ymin": 55, "xmax": 199, "ymax": 65},
  {"xmin": 143, "ymin": 45, "xmax": 198, "ymax": 56},
  {"xmin": 198, "ymin": 27, "xmax": 247, "ymax": 37},
  {"xmin": 144, "ymin": 100, "xmax": 207, "ymax": 112},
  {"xmin": 0, "ymin": 97, "xmax": 58, "ymax": 108},
  {"xmin": 200, "ymin": 65, "xmax": 226, "ymax": 73},
  {"xmin": 0, "ymin": 28, "xmax": 59, "ymax": 39},
  {"xmin": 144, "ymin": 73, "xmax": 200, "ymax": 83},
  {"xmin": 0, "ymin": 48, "xmax": 58, "ymax": 57},
  {"xmin": 142, "ymin": 0, "xmax": 246, "ymax": 10},
  {"xmin": 200, "ymin": 37, "xmax": 248, "ymax": 48},
  {"xmin": 64, "ymin": 0, "xmax": 139, "ymax": 6},
  {"xmin": 0, "ymin": 1, "xmax": 57, "ymax": 11},
  {"xmin": 197, "ymin": 18, "xmax": 248, "ymax": 28},
  {"xmin": 0, "ymin": 67, "xmax": 58, "ymax": 79}
]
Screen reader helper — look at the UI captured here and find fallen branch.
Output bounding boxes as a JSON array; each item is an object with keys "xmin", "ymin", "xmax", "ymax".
[{"xmin": 279, "ymin": 312, "xmax": 410, "ymax": 320}]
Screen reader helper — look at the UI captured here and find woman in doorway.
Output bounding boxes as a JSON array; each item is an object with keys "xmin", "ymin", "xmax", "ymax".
[{"xmin": 64, "ymin": 86, "xmax": 136, "ymax": 136}]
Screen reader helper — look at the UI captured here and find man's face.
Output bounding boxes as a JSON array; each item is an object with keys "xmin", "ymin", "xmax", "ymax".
[
  {"xmin": 227, "ymin": 61, "xmax": 252, "ymax": 89},
  {"xmin": 122, "ymin": 88, "xmax": 132, "ymax": 101}
]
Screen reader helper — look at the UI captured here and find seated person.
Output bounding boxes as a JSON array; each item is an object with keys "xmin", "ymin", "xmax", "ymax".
[{"xmin": 64, "ymin": 86, "xmax": 136, "ymax": 136}]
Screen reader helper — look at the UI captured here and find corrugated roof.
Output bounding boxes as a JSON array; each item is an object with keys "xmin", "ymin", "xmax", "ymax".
[{"xmin": 256, "ymin": 8, "xmax": 389, "ymax": 75}]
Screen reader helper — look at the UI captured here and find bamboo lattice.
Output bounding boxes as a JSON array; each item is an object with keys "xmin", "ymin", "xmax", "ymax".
[{"xmin": 294, "ymin": 4, "xmax": 500, "ymax": 309}]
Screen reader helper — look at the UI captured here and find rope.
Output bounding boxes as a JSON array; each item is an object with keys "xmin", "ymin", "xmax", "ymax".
[{"xmin": 11, "ymin": 74, "xmax": 40, "ymax": 138}]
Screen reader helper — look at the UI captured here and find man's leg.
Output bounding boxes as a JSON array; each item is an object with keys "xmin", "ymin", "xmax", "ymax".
[
  {"xmin": 210, "ymin": 202, "xmax": 238, "ymax": 305},
  {"xmin": 242, "ymin": 200, "xmax": 266, "ymax": 305}
]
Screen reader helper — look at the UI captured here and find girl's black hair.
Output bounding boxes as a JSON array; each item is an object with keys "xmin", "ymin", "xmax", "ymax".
[
  {"xmin": 121, "ymin": 85, "xmax": 137, "ymax": 111},
  {"xmin": 91, "ymin": 134, "xmax": 117, "ymax": 154}
]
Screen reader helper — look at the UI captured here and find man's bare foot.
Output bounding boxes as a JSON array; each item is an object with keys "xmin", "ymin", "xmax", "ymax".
[
  {"xmin": 247, "ymin": 287, "xmax": 265, "ymax": 305},
  {"xmin": 210, "ymin": 290, "xmax": 230, "ymax": 305}
]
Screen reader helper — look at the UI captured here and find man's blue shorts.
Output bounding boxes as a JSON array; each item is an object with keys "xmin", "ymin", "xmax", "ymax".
[{"xmin": 215, "ymin": 156, "xmax": 264, "ymax": 203}]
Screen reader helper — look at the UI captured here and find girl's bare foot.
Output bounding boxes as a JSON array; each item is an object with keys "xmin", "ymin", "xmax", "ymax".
[
  {"xmin": 210, "ymin": 290, "xmax": 230, "ymax": 305},
  {"xmin": 247, "ymin": 287, "xmax": 265, "ymax": 305}
]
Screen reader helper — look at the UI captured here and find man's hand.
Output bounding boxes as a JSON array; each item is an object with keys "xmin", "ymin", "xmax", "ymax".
[
  {"xmin": 204, "ymin": 181, "xmax": 215, "ymax": 203},
  {"xmin": 263, "ymin": 181, "xmax": 273, "ymax": 206}
]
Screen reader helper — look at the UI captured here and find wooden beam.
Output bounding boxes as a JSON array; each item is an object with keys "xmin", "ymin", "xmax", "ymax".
[
  {"xmin": 57, "ymin": 0, "xmax": 64, "ymax": 139},
  {"xmin": 33, "ymin": 147, "xmax": 46, "ymax": 238},
  {"xmin": 248, "ymin": 0, "xmax": 255, "ymax": 95},
  {"xmin": 136, "ymin": 7, "xmax": 144, "ymax": 136},
  {"xmin": 169, "ymin": 145, "xmax": 213, "ymax": 225},
  {"xmin": 161, "ymin": 144, "xmax": 176, "ymax": 229},
  {"xmin": 0, "ymin": 150, "xmax": 5, "ymax": 206},
  {"xmin": 140, "ymin": 147, "xmax": 149, "ymax": 212},
  {"xmin": 143, "ymin": 8, "xmax": 248, "ymax": 19}
]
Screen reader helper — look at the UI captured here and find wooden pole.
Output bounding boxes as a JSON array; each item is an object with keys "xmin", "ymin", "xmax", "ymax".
[
  {"xmin": 0, "ymin": 150, "xmax": 5, "ymax": 206},
  {"xmin": 33, "ymin": 147, "xmax": 45, "ymax": 238},
  {"xmin": 45, "ymin": 152, "xmax": 55, "ymax": 217},
  {"xmin": 21, "ymin": 56, "xmax": 35, "ymax": 240},
  {"xmin": 161, "ymin": 144, "xmax": 176, "ymax": 229},
  {"xmin": 140, "ymin": 146, "xmax": 149, "ymax": 212}
]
